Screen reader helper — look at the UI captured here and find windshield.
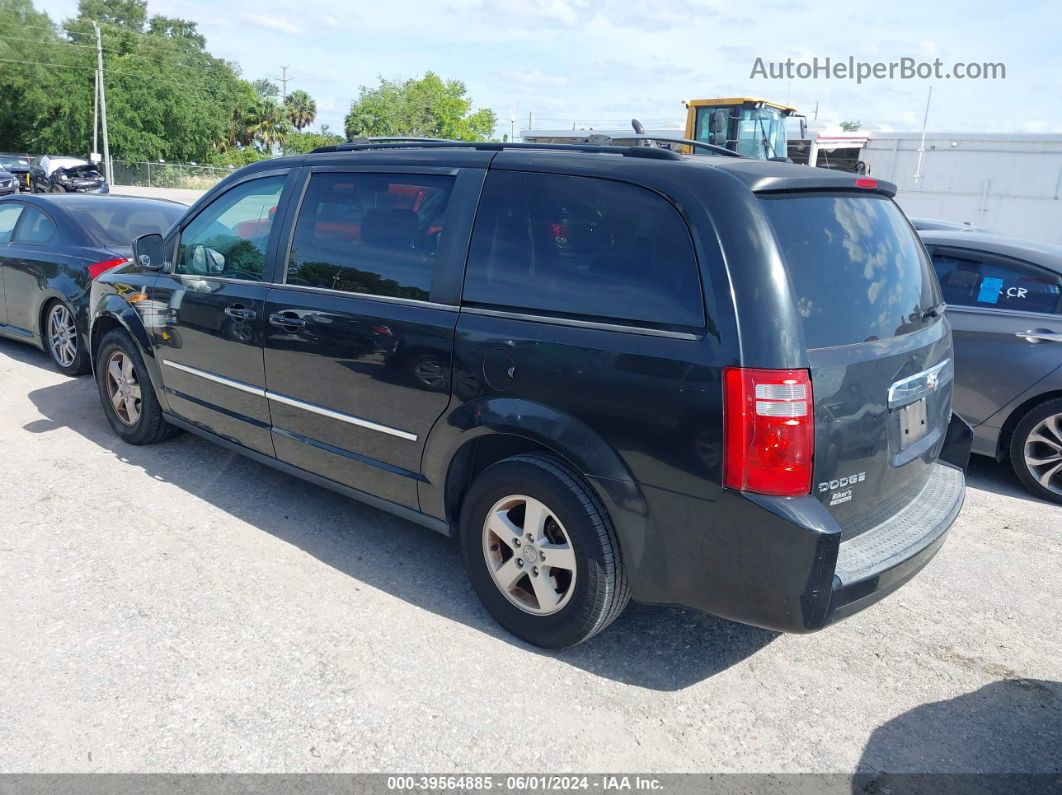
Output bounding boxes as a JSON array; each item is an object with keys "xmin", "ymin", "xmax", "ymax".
[
  {"xmin": 62, "ymin": 164, "xmax": 102, "ymax": 179},
  {"xmin": 761, "ymin": 193, "xmax": 942, "ymax": 349},
  {"xmin": 694, "ymin": 106, "xmax": 787, "ymax": 159},
  {"xmin": 0, "ymin": 155, "xmax": 29, "ymax": 169}
]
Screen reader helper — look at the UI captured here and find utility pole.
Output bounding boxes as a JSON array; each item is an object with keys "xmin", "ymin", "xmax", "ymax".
[
  {"xmin": 509, "ymin": 109, "xmax": 515, "ymax": 142},
  {"xmin": 275, "ymin": 65, "xmax": 294, "ymax": 103},
  {"xmin": 93, "ymin": 22, "xmax": 111, "ymax": 184},
  {"xmin": 913, "ymin": 85, "xmax": 933, "ymax": 183},
  {"xmin": 92, "ymin": 70, "xmax": 99, "ymax": 159},
  {"xmin": 527, "ymin": 111, "xmax": 532, "ymax": 132},
  {"xmin": 813, "ymin": 100, "xmax": 819, "ymax": 121}
]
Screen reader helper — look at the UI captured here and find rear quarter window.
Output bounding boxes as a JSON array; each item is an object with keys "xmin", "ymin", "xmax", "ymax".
[
  {"xmin": 761, "ymin": 193, "xmax": 940, "ymax": 348},
  {"xmin": 463, "ymin": 171, "xmax": 705, "ymax": 329}
]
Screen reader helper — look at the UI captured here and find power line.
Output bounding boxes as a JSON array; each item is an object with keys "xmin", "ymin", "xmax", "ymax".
[
  {"xmin": 0, "ymin": 32, "xmax": 96, "ymax": 48},
  {"xmin": 0, "ymin": 57, "xmax": 94, "ymax": 69}
]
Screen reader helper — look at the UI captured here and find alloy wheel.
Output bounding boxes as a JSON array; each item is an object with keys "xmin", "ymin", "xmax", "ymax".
[
  {"xmin": 105, "ymin": 350, "xmax": 142, "ymax": 426},
  {"xmin": 47, "ymin": 303, "xmax": 78, "ymax": 368},
  {"xmin": 1023, "ymin": 413, "xmax": 1062, "ymax": 496},
  {"xmin": 482, "ymin": 494, "xmax": 577, "ymax": 615}
]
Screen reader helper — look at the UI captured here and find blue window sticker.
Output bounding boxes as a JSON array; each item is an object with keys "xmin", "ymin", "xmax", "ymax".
[{"xmin": 978, "ymin": 276, "xmax": 1004, "ymax": 304}]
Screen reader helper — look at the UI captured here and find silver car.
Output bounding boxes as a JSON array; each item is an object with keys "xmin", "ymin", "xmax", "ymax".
[
  {"xmin": 0, "ymin": 169, "xmax": 16, "ymax": 196},
  {"xmin": 920, "ymin": 230, "xmax": 1062, "ymax": 502}
]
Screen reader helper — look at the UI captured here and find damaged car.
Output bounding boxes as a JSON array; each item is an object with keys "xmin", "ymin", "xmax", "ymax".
[{"xmin": 30, "ymin": 155, "xmax": 109, "ymax": 195}]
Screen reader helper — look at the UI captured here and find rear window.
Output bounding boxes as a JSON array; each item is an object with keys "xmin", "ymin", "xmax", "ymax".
[
  {"xmin": 761, "ymin": 193, "xmax": 940, "ymax": 348},
  {"xmin": 78, "ymin": 203, "xmax": 183, "ymax": 247}
]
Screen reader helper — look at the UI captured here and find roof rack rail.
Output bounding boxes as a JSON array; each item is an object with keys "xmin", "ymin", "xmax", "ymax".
[
  {"xmin": 615, "ymin": 134, "xmax": 741, "ymax": 158},
  {"xmin": 309, "ymin": 139, "xmax": 682, "ymax": 160}
]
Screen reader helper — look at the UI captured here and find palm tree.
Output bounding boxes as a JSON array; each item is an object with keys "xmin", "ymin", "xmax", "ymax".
[
  {"xmin": 247, "ymin": 99, "xmax": 291, "ymax": 153},
  {"xmin": 284, "ymin": 90, "xmax": 317, "ymax": 132}
]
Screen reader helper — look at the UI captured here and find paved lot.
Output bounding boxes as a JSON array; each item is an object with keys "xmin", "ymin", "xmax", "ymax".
[
  {"xmin": 109, "ymin": 185, "xmax": 204, "ymax": 204},
  {"xmin": 0, "ymin": 337, "xmax": 1059, "ymax": 774}
]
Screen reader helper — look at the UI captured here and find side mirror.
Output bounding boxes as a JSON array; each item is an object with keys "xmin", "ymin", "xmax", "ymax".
[
  {"xmin": 132, "ymin": 233, "xmax": 165, "ymax": 271},
  {"xmin": 708, "ymin": 109, "xmax": 728, "ymax": 145}
]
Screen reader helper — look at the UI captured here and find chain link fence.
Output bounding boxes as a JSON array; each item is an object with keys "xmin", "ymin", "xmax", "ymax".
[{"xmin": 111, "ymin": 160, "xmax": 236, "ymax": 190}]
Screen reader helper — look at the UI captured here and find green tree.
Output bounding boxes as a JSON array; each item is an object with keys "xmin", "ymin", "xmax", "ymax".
[
  {"xmin": 0, "ymin": 0, "xmax": 61, "ymax": 152},
  {"xmin": 840, "ymin": 120, "xmax": 862, "ymax": 132},
  {"xmin": 344, "ymin": 73, "xmax": 497, "ymax": 141},
  {"xmin": 0, "ymin": 0, "xmax": 269, "ymax": 163},
  {"xmin": 283, "ymin": 129, "xmax": 344, "ymax": 155},
  {"xmin": 284, "ymin": 89, "xmax": 316, "ymax": 131},
  {"xmin": 252, "ymin": 78, "xmax": 278, "ymax": 99}
]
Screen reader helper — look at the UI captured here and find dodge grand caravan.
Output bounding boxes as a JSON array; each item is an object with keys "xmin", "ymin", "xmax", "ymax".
[{"xmin": 89, "ymin": 141, "xmax": 972, "ymax": 648}]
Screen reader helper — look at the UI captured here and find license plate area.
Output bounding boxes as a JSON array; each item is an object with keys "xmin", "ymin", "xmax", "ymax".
[{"xmin": 899, "ymin": 397, "xmax": 928, "ymax": 449}]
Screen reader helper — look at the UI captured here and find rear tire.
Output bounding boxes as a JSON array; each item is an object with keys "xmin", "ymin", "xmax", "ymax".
[
  {"xmin": 459, "ymin": 453, "xmax": 629, "ymax": 648},
  {"xmin": 1009, "ymin": 398, "xmax": 1062, "ymax": 504},
  {"xmin": 95, "ymin": 329, "xmax": 180, "ymax": 445},
  {"xmin": 48, "ymin": 185, "xmax": 65, "ymax": 193},
  {"xmin": 42, "ymin": 299, "xmax": 89, "ymax": 376}
]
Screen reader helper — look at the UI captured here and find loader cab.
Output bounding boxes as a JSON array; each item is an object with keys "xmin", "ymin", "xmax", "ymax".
[{"xmin": 685, "ymin": 98, "xmax": 802, "ymax": 161}]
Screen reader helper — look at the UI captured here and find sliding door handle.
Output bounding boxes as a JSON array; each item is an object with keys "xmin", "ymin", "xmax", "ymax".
[{"xmin": 224, "ymin": 305, "xmax": 257, "ymax": 321}]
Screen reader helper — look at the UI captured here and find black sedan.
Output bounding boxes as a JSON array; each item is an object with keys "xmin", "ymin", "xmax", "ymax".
[
  {"xmin": 30, "ymin": 155, "xmax": 108, "ymax": 194},
  {"xmin": 0, "ymin": 194, "xmax": 183, "ymax": 374}
]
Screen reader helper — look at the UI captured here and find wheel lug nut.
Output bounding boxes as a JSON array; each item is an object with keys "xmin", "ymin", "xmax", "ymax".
[
  {"xmin": 526, "ymin": 533, "xmax": 533, "ymax": 542},
  {"xmin": 540, "ymin": 552, "xmax": 545, "ymax": 561},
  {"xmin": 533, "ymin": 567, "xmax": 539, "ymax": 576},
  {"xmin": 516, "ymin": 559, "xmax": 523, "ymax": 568},
  {"xmin": 514, "ymin": 539, "xmax": 520, "ymax": 547}
]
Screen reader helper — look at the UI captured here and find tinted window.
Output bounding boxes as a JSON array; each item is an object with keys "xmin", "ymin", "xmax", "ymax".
[
  {"xmin": 932, "ymin": 253, "xmax": 1062, "ymax": 315},
  {"xmin": 13, "ymin": 206, "xmax": 57, "ymax": 244},
  {"xmin": 286, "ymin": 172, "xmax": 454, "ymax": 301},
  {"xmin": 176, "ymin": 176, "xmax": 285, "ymax": 281},
  {"xmin": 0, "ymin": 203, "xmax": 22, "ymax": 244},
  {"xmin": 762, "ymin": 194, "xmax": 940, "ymax": 348},
  {"xmin": 463, "ymin": 172, "xmax": 704, "ymax": 328}
]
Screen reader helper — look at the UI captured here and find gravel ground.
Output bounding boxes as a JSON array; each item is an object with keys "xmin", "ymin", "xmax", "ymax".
[{"xmin": 0, "ymin": 337, "xmax": 1059, "ymax": 774}]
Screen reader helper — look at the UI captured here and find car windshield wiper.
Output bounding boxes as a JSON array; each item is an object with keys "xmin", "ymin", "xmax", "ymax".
[{"xmin": 921, "ymin": 301, "xmax": 946, "ymax": 320}]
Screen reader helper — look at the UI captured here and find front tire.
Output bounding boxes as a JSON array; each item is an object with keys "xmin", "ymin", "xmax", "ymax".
[
  {"xmin": 95, "ymin": 329, "xmax": 180, "ymax": 445},
  {"xmin": 1010, "ymin": 399, "xmax": 1062, "ymax": 503},
  {"xmin": 460, "ymin": 453, "xmax": 629, "ymax": 648},
  {"xmin": 43, "ymin": 300, "xmax": 89, "ymax": 376},
  {"xmin": 49, "ymin": 184, "xmax": 65, "ymax": 193}
]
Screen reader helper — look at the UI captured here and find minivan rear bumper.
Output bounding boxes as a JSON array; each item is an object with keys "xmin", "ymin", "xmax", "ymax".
[
  {"xmin": 824, "ymin": 461, "xmax": 963, "ymax": 627},
  {"xmin": 629, "ymin": 416, "xmax": 971, "ymax": 632}
]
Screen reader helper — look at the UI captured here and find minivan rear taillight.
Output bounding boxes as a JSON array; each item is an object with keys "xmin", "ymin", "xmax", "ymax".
[
  {"xmin": 723, "ymin": 367, "xmax": 814, "ymax": 496},
  {"xmin": 88, "ymin": 258, "xmax": 127, "ymax": 280}
]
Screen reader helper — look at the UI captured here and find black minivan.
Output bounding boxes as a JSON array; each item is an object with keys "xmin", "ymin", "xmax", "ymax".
[{"xmin": 89, "ymin": 142, "xmax": 971, "ymax": 648}]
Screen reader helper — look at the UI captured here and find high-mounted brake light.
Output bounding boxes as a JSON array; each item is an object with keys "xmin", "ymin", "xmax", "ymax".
[
  {"xmin": 855, "ymin": 178, "xmax": 878, "ymax": 189},
  {"xmin": 88, "ymin": 257, "xmax": 128, "ymax": 280},
  {"xmin": 723, "ymin": 367, "xmax": 814, "ymax": 496}
]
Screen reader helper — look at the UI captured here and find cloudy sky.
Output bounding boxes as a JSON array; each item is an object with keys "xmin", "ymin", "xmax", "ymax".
[{"xmin": 37, "ymin": 0, "xmax": 1062, "ymax": 136}]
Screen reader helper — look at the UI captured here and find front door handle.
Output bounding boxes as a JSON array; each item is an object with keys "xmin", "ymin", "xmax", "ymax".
[
  {"xmin": 224, "ymin": 305, "xmax": 256, "ymax": 321},
  {"xmin": 269, "ymin": 311, "xmax": 306, "ymax": 330},
  {"xmin": 1016, "ymin": 329, "xmax": 1062, "ymax": 343}
]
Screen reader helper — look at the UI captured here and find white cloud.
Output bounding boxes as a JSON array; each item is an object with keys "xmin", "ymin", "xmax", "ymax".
[{"xmin": 244, "ymin": 13, "xmax": 302, "ymax": 35}]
